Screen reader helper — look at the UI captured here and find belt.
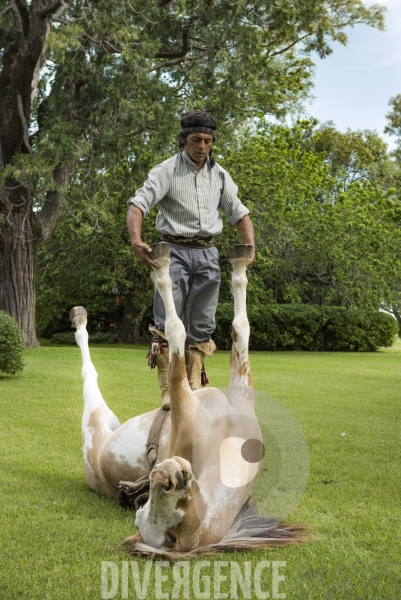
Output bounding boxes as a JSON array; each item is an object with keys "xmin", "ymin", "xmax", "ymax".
[{"xmin": 160, "ymin": 234, "xmax": 215, "ymax": 248}]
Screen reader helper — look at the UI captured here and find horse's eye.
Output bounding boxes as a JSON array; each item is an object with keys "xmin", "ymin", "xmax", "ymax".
[{"xmin": 167, "ymin": 532, "xmax": 176, "ymax": 544}]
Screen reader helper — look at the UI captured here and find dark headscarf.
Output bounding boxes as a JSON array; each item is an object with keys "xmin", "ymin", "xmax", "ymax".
[
  {"xmin": 179, "ymin": 111, "xmax": 217, "ymax": 166},
  {"xmin": 179, "ymin": 111, "xmax": 216, "ymax": 145}
]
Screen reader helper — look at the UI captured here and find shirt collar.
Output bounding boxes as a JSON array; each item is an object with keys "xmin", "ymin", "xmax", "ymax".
[{"xmin": 181, "ymin": 150, "xmax": 215, "ymax": 170}]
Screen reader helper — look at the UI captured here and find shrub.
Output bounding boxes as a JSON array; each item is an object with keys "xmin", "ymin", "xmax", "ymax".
[
  {"xmin": 51, "ymin": 331, "xmax": 119, "ymax": 345},
  {"xmin": 214, "ymin": 304, "xmax": 397, "ymax": 351},
  {"xmin": 0, "ymin": 311, "xmax": 24, "ymax": 374}
]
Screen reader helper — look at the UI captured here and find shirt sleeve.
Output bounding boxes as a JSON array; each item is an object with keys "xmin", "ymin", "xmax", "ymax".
[
  {"xmin": 127, "ymin": 163, "xmax": 172, "ymax": 216},
  {"xmin": 218, "ymin": 168, "xmax": 250, "ymax": 225}
]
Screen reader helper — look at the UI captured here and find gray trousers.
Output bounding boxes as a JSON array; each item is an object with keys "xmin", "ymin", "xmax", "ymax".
[{"xmin": 153, "ymin": 244, "xmax": 220, "ymax": 343}]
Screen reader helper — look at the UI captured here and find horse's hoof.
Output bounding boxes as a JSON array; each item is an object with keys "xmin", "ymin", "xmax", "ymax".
[
  {"xmin": 151, "ymin": 242, "xmax": 171, "ymax": 260},
  {"xmin": 229, "ymin": 244, "xmax": 253, "ymax": 260},
  {"xmin": 70, "ymin": 306, "xmax": 87, "ymax": 328}
]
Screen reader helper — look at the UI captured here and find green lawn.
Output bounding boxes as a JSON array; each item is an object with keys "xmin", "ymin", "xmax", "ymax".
[{"xmin": 1, "ymin": 341, "xmax": 400, "ymax": 599}]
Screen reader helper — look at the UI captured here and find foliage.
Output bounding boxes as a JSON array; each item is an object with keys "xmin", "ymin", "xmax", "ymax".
[
  {"xmin": 36, "ymin": 157, "xmax": 161, "ymax": 339},
  {"xmin": 0, "ymin": 0, "xmax": 386, "ymax": 345},
  {"xmin": 385, "ymin": 94, "xmax": 401, "ymax": 164},
  {"xmin": 0, "ymin": 311, "xmax": 24, "ymax": 374},
  {"xmin": 383, "ymin": 94, "xmax": 401, "ymax": 329},
  {"xmin": 36, "ymin": 121, "xmax": 401, "ymax": 339},
  {"xmin": 214, "ymin": 303, "xmax": 397, "ymax": 351},
  {"xmin": 313, "ymin": 124, "xmax": 399, "ymax": 190},
  {"xmin": 219, "ymin": 122, "xmax": 401, "ymax": 310}
]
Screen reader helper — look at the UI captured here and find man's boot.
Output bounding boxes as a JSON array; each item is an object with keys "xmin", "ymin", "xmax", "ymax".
[
  {"xmin": 156, "ymin": 350, "xmax": 170, "ymax": 410},
  {"xmin": 185, "ymin": 348, "xmax": 205, "ymax": 391}
]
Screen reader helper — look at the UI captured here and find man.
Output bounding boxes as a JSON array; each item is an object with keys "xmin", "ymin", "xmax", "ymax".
[{"xmin": 127, "ymin": 111, "xmax": 255, "ymax": 409}]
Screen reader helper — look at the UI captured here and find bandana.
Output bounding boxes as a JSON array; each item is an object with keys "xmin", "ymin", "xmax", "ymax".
[{"xmin": 181, "ymin": 127, "xmax": 216, "ymax": 137}]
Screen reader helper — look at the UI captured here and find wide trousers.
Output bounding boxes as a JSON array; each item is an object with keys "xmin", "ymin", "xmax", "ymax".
[{"xmin": 153, "ymin": 244, "xmax": 220, "ymax": 344}]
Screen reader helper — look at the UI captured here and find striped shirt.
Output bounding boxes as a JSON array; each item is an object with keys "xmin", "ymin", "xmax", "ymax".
[{"xmin": 128, "ymin": 151, "xmax": 249, "ymax": 237}]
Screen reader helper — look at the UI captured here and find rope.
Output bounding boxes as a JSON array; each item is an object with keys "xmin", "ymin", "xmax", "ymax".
[{"xmin": 116, "ymin": 408, "xmax": 170, "ymax": 510}]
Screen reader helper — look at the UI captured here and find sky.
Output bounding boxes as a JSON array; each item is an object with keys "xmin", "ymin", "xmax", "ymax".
[{"xmin": 306, "ymin": 0, "xmax": 401, "ymax": 150}]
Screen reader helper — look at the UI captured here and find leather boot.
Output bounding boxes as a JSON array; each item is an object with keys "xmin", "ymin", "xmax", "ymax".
[
  {"xmin": 156, "ymin": 350, "xmax": 170, "ymax": 410},
  {"xmin": 185, "ymin": 348, "xmax": 205, "ymax": 391}
]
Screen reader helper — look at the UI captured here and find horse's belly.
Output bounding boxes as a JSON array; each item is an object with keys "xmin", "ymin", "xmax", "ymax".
[{"xmin": 100, "ymin": 410, "xmax": 171, "ymax": 487}]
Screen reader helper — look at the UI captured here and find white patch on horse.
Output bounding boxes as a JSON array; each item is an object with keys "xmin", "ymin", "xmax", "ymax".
[
  {"xmin": 136, "ymin": 500, "xmax": 184, "ymax": 549},
  {"xmin": 108, "ymin": 420, "xmax": 148, "ymax": 469},
  {"xmin": 220, "ymin": 436, "xmax": 259, "ymax": 487}
]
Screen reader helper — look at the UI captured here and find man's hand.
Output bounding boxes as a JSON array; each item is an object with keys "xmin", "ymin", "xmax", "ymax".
[
  {"xmin": 235, "ymin": 215, "xmax": 255, "ymax": 266},
  {"xmin": 131, "ymin": 241, "xmax": 159, "ymax": 270},
  {"xmin": 127, "ymin": 205, "xmax": 159, "ymax": 269}
]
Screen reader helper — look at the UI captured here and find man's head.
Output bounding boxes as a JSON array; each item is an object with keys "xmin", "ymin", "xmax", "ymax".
[{"xmin": 179, "ymin": 111, "xmax": 216, "ymax": 166}]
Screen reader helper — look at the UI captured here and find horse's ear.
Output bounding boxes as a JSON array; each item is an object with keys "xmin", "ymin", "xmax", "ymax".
[{"xmin": 122, "ymin": 533, "xmax": 142, "ymax": 550}]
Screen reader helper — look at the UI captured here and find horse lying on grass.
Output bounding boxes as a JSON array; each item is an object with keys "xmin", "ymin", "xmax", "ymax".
[{"xmin": 70, "ymin": 243, "xmax": 307, "ymax": 558}]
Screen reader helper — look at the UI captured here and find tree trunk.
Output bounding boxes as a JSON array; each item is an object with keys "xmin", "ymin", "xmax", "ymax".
[
  {"xmin": 118, "ymin": 296, "xmax": 148, "ymax": 344},
  {"xmin": 0, "ymin": 194, "xmax": 39, "ymax": 347},
  {"xmin": 0, "ymin": 164, "xmax": 75, "ymax": 347},
  {"xmin": 130, "ymin": 304, "xmax": 148, "ymax": 344},
  {"xmin": 0, "ymin": 0, "xmax": 70, "ymax": 347}
]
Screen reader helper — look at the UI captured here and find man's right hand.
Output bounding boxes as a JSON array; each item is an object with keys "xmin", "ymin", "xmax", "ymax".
[
  {"xmin": 131, "ymin": 241, "xmax": 159, "ymax": 270},
  {"xmin": 127, "ymin": 205, "xmax": 159, "ymax": 269}
]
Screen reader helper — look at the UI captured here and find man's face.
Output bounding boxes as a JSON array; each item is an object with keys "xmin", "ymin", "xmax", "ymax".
[{"xmin": 183, "ymin": 132, "xmax": 213, "ymax": 167}]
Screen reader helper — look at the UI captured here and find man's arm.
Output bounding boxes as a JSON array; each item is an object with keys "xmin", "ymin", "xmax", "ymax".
[
  {"xmin": 127, "ymin": 205, "xmax": 159, "ymax": 269},
  {"xmin": 236, "ymin": 215, "xmax": 255, "ymax": 266}
]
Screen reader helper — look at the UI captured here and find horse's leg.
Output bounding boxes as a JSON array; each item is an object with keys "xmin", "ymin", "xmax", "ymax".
[
  {"xmin": 70, "ymin": 306, "xmax": 120, "ymax": 497},
  {"xmin": 150, "ymin": 244, "xmax": 197, "ymax": 460},
  {"xmin": 229, "ymin": 245, "xmax": 254, "ymax": 390}
]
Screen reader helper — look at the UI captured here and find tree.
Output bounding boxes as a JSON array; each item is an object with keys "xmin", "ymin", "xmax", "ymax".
[
  {"xmin": 0, "ymin": 0, "xmax": 384, "ymax": 346},
  {"xmin": 385, "ymin": 94, "xmax": 401, "ymax": 165},
  {"xmin": 36, "ymin": 121, "xmax": 401, "ymax": 337},
  {"xmin": 314, "ymin": 124, "xmax": 399, "ymax": 190},
  {"xmin": 36, "ymin": 157, "xmax": 160, "ymax": 341},
  {"xmin": 219, "ymin": 122, "xmax": 401, "ymax": 310},
  {"xmin": 384, "ymin": 94, "xmax": 401, "ymax": 330}
]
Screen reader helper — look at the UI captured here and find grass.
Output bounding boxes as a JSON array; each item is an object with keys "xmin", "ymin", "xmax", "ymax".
[{"xmin": 1, "ymin": 340, "xmax": 400, "ymax": 599}]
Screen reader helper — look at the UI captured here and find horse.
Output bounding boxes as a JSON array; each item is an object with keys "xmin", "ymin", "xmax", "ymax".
[{"xmin": 70, "ymin": 243, "xmax": 306, "ymax": 557}]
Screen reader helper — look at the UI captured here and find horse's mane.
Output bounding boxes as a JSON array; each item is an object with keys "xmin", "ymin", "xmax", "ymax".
[{"xmin": 123, "ymin": 498, "xmax": 310, "ymax": 560}]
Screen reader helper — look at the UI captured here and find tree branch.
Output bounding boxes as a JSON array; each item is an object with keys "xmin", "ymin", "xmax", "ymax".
[
  {"xmin": 154, "ymin": 35, "xmax": 189, "ymax": 58},
  {"xmin": 266, "ymin": 34, "xmax": 310, "ymax": 58},
  {"xmin": 15, "ymin": 0, "xmax": 30, "ymax": 34},
  {"xmin": 9, "ymin": 0, "xmax": 29, "ymax": 54},
  {"xmin": 52, "ymin": 0, "xmax": 67, "ymax": 20},
  {"xmin": 0, "ymin": 5, "xmax": 11, "ymax": 18},
  {"xmin": 143, "ymin": 54, "xmax": 202, "ymax": 73},
  {"xmin": 51, "ymin": 14, "xmax": 85, "ymax": 24},
  {"xmin": 80, "ymin": 33, "xmax": 123, "ymax": 54},
  {"xmin": 154, "ymin": 14, "xmax": 198, "ymax": 59},
  {"xmin": 16, "ymin": 93, "xmax": 34, "ymax": 156},
  {"xmin": 38, "ymin": 0, "xmax": 64, "ymax": 18},
  {"xmin": 36, "ymin": 160, "xmax": 78, "ymax": 245}
]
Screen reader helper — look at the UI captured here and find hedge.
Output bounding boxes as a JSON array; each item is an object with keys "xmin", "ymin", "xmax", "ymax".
[
  {"xmin": 51, "ymin": 331, "xmax": 119, "ymax": 345},
  {"xmin": 0, "ymin": 311, "xmax": 24, "ymax": 374},
  {"xmin": 214, "ymin": 304, "xmax": 398, "ymax": 351}
]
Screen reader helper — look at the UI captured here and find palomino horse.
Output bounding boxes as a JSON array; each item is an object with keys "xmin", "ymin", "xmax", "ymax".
[{"xmin": 70, "ymin": 243, "xmax": 305, "ymax": 557}]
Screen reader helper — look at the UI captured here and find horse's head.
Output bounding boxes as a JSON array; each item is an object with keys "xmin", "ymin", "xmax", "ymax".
[{"xmin": 127, "ymin": 456, "xmax": 217, "ymax": 553}]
